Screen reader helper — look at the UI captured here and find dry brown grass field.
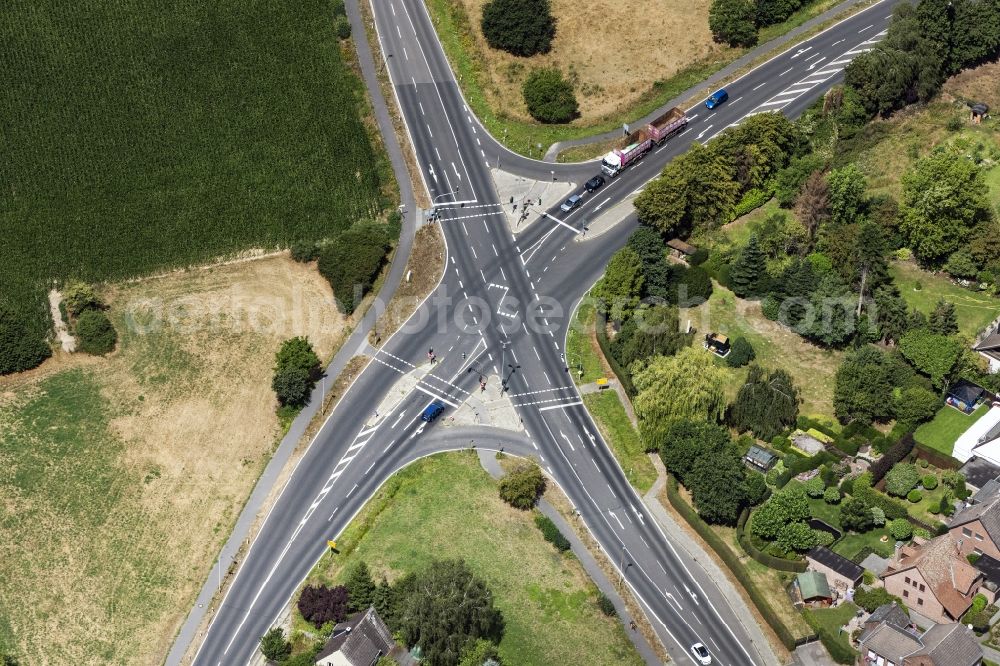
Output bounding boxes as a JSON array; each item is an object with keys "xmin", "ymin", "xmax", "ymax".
[
  {"xmin": 455, "ymin": 0, "xmax": 722, "ymax": 122},
  {"xmin": 0, "ymin": 254, "xmax": 346, "ymax": 664}
]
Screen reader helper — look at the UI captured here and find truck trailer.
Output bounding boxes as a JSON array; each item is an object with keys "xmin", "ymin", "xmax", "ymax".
[{"xmin": 600, "ymin": 107, "xmax": 689, "ymax": 177}]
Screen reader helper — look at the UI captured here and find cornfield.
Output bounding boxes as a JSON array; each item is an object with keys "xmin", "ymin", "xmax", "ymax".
[{"xmin": 0, "ymin": 0, "xmax": 388, "ymax": 371}]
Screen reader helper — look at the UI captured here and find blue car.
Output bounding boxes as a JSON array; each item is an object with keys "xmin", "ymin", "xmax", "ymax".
[
  {"xmin": 421, "ymin": 400, "xmax": 445, "ymax": 422},
  {"xmin": 705, "ymin": 88, "xmax": 729, "ymax": 109}
]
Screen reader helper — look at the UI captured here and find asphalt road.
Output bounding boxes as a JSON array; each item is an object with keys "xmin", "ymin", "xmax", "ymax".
[{"xmin": 184, "ymin": 1, "xmax": 902, "ymax": 664}]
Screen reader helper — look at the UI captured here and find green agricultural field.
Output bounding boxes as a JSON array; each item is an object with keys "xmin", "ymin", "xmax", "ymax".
[
  {"xmin": 889, "ymin": 263, "xmax": 999, "ymax": 339},
  {"xmin": 305, "ymin": 452, "xmax": 643, "ymax": 666},
  {"xmin": 1, "ymin": 0, "xmax": 391, "ymax": 362}
]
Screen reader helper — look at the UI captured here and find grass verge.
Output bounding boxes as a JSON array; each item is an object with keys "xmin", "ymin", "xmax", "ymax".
[
  {"xmin": 582, "ymin": 391, "xmax": 657, "ymax": 494},
  {"xmin": 300, "ymin": 451, "xmax": 644, "ymax": 665},
  {"xmin": 566, "ymin": 300, "xmax": 606, "ymax": 385}
]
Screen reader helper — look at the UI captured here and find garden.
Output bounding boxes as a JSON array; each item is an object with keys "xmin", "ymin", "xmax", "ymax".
[{"xmin": 914, "ymin": 403, "xmax": 990, "ymax": 457}]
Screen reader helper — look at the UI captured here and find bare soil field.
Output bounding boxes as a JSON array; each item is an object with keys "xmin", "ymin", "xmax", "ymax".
[
  {"xmin": 0, "ymin": 254, "xmax": 346, "ymax": 664},
  {"xmin": 451, "ymin": 0, "xmax": 723, "ymax": 123},
  {"xmin": 943, "ymin": 59, "xmax": 1000, "ymax": 109}
]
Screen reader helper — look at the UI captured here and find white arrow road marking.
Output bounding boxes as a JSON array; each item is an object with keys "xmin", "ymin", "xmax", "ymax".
[
  {"xmin": 409, "ymin": 423, "xmax": 426, "ymax": 439},
  {"xmin": 808, "ymin": 56, "xmax": 828, "ymax": 70},
  {"xmin": 594, "ymin": 196, "xmax": 611, "ymax": 211},
  {"xmin": 696, "ymin": 125, "xmax": 713, "ymax": 140},
  {"xmin": 608, "ymin": 510, "xmax": 625, "ymax": 529},
  {"xmin": 631, "ymin": 503, "xmax": 645, "ymax": 525},
  {"xmin": 791, "ymin": 46, "xmax": 812, "ymax": 58},
  {"xmin": 664, "ymin": 590, "xmax": 684, "ymax": 612},
  {"xmin": 684, "ymin": 584, "xmax": 701, "ymax": 605},
  {"xmin": 560, "ymin": 430, "xmax": 575, "ymax": 452}
]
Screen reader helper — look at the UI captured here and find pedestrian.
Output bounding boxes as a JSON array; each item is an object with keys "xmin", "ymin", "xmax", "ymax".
[{"xmin": 630, "ymin": 620, "xmax": 637, "ymax": 631}]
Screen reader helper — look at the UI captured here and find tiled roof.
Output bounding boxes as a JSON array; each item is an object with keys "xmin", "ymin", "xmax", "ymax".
[
  {"xmin": 807, "ymin": 546, "xmax": 863, "ymax": 583},
  {"xmin": 315, "ymin": 607, "xmax": 396, "ymax": 666},
  {"xmin": 866, "ymin": 602, "xmax": 910, "ymax": 629},
  {"xmin": 885, "ymin": 535, "xmax": 979, "ymax": 619},
  {"xmin": 952, "ymin": 491, "xmax": 1000, "ymax": 548},
  {"xmin": 974, "ymin": 331, "xmax": 1000, "ymax": 352},
  {"xmin": 959, "ymin": 457, "xmax": 1000, "ymax": 490},
  {"xmin": 918, "ymin": 622, "xmax": 982, "ymax": 666},
  {"xmin": 859, "ymin": 621, "xmax": 922, "ymax": 664}
]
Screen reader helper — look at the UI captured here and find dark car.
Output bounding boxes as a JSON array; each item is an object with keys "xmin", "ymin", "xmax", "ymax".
[
  {"xmin": 705, "ymin": 88, "xmax": 729, "ymax": 109},
  {"xmin": 560, "ymin": 194, "xmax": 583, "ymax": 212},
  {"xmin": 421, "ymin": 400, "xmax": 445, "ymax": 422},
  {"xmin": 584, "ymin": 175, "xmax": 605, "ymax": 192}
]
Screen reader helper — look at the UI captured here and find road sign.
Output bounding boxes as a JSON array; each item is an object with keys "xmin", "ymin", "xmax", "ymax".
[{"xmin": 327, "ymin": 540, "xmax": 337, "ymax": 550}]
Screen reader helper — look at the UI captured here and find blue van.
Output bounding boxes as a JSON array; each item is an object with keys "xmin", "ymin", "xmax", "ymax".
[
  {"xmin": 421, "ymin": 400, "xmax": 445, "ymax": 422},
  {"xmin": 705, "ymin": 89, "xmax": 729, "ymax": 109}
]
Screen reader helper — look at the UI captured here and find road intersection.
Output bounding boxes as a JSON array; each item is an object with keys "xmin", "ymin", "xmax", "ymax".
[{"xmin": 181, "ymin": 0, "xmax": 902, "ymax": 663}]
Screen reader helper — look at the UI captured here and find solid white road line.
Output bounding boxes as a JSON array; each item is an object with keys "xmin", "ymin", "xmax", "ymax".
[
  {"xmin": 538, "ymin": 400, "xmax": 583, "ymax": 412},
  {"xmin": 413, "ymin": 384, "xmax": 460, "ymax": 408}
]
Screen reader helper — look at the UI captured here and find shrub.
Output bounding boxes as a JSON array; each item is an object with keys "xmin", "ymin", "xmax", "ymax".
[
  {"xmin": 913, "ymin": 527, "xmax": 930, "ymax": 539},
  {"xmin": 499, "ymin": 463, "xmax": 545, "ymax": 509},
  {"xmin": 907, "ymin": 489, "xmax": 922, "ymax": 503},
  {"xmin": 969, "ymin": 553, "xmax": 982, "ymax": 565},
  {"xmin": 805, "ymin": 476, "xmax": 825, "ymax": 498},
  {"xmin": 0, "ymin": 302, "xmax": 52, "ymax": 375},
  {"xmin": 889, "ymin": 518, "xmax": 912, "ymax": 541},
  {"xmin": 870, "ymin": 435, "xmax": 915, "ymax": 485},
  {"xmin": 823, "ymin": 487, "xmax": 841, "ymax": 504},
  {"xmin": 335, "ymin": 15, "xmax": 351, "ymax": 39},
  {"xmin": 596, "ymin": 593, "xmax": 616, "ymax": 617},
  {"xmin": 75, "ymin": 309, "xmax": 117, "ymax": 355},
  {"xmin": 726, "ymin": 337, "xmax": 756, "ymax": 368},
  {"xmin": 839, "ymin": 476, "xmax": 855, "ymax": 496},
  {"xmin": 690, "ymin": 248, "xmax": 709, "ymax": 266},
  {"xmin": 854, "ymin": 587, "xmax": 900, "ymax": 613},
  {"xmin": 522, "ymin": 68, "xmax": 578, "ymax": 124},
  {"xmin": 298, "ymin": 584, "xmax": 350, "ymax": 628},
  {"xmin": 917, "ymin": 458, "xmax": 929, "ymax": 468},
  {"xmin": 921, "ymin": 474, "xmax": 937, "ymax": 490},
  {"xmin": 317, "ymin": 224, "xmax": 389, "ymax": 314},
  {"xmin": 731, "ymin": 188, "xmax": 772, "ymax": 220},
  {"xmin": 534, "ymin": 514, "xmax": 571, "ymax": 552},
  {"xmin": 870, "ymin": 506, "xmax": 886, "ymax": 526},
  {"xmin": 814, "ymin": 529, "xmax": 835, "ymax": 547},
  {"xmin": 63, "ymin": 281, "xmax": 102, "ymax": 316},
  {"xmin": 885, "ymin": 463, "xmax": 920, "ymax": 497},
  {"xmin": 290, "ymin": 239, "xmax": 319, "ymax": 262},
  {"xmin": 761, "ymin": 294, "xmax": 780, "ymax": 320},
  {"xmin": 259, "ymin": 627, "xmax": 292, "ymax": 662},
  {"xmin": 481, "ymin": 0, "xmax": 556, "ymax": 57},
  {"xmin": 708, "ymin": 0, "xmax": 758, "ymax": 48}
]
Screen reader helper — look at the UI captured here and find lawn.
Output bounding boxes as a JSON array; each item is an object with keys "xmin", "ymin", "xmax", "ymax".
[
  {"xmin": 2, "ymin": 0, "xmax": 391, "ymax": 356},
  {"xmin": 566, "ymin": 300, "xmax": 607, "ymax": 385},
  {"xmin": 803, "ymin": 602, "xmax": 859, "ymax": 662},
  {"xmin": 830, "ymin": 528, "xmax": 895, "ymax": 561},
  {"xmin": 0, "ymin": 255, "xmax": 346, "ymax": 664},
  {"xmin": 682, "ymin": 285, "xmax": 844, "ymax": 419},
  {"xmin": 890, "ymin": 262, "xmax": 999, "ymax": 339},
  {"xmin": 914, "ymin": 403, "xmax": 989, "ymax": 457},
  {"xmin": 303, "ymin": 452, "xmax": 644, "ymax": 666},
  {"xmin": 583, "ymin": 391, "xmax": 657, "ymax": 494}
]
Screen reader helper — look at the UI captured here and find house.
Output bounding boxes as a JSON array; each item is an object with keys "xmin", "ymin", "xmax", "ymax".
[
  {"xmin": 947, "ymin": 379, "xmax": 987, "ymax": 414},
  {"xmin": 315, "ymin": 607, "xmax": 398, "ymax": 666},
  {"xmin": 972, "ymin": 553, "xmax": 1000, "ymax": 601},
  {"xmin": 666, "ymin": 238, "xmax": 697, "ymax": 258},
  {"xmin": 958, "ymin": 458, "xmax": 1000, "ymax": 494},
  {"xmin": 704, "ymin": 332, "xmax": 730, "ymax": 357},
  {"xmin": 881, "ymin": 535, "xmax": 983, "ymax": 624},
  {"xmin": 807, "ymin": 546, "xmax": 863, "ymax": 592},
  {"xmin": 952, "ymin": 406, "xmax": 1000, "ymax": 464},
  {"xmin": 744, "ymin": 445, "xmax": 778, "ymax": 472},
  {"xmin": 856, "ymin": 602, "xmax": 983, "ymax": 666},
  {"xmin": 949, "ymin": 480, "xmax": 1000, "ymax": 562},
  {"xmin": 795, "ymin": 571, "xmax": 832, "ymax": 604},
  {"xmin": 974, "ymin": 327, "xmax": 1000, "ymax": 373}
]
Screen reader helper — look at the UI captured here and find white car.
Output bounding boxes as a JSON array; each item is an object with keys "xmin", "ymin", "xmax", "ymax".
[{"xmin": 691, "ymin": 642, "xmax": 712, "ymax": 665}]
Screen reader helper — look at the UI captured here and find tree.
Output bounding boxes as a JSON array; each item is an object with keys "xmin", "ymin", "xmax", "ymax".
[
  {"xmin": 272, "ymin": 365, "xmax": 311, "ymax": 407},
  {"xmin": 928, "ymin": 300, "xmax": 958, "ymax": 335},
  {"xmin": 894, "ymin": 386, "xmax": 940, "ymax": 425},
  {"xmin": 481, "ymin": 0, "xmax": 556, "ymax": 56},
  {"xmin": 399, "ymin": 560, "xmax": 504, "ymax": 666},
  {"xmin": 75, "ymin": 309, "xmax": 117, "ymax": 355},
  {"xmin": 63, "ymin": 281, "xmax": 102, "ymax": 316},
  {"xmin": 794, "ymin": 171, "xmax": 830, "ymax": 238},
  {"xmin": 745, "ymin": 472, "xmax": 768, "ymax": 506},
  {"xmin": 708, "ymin": 0, "xmax": 758, "ymax": 47},
  {"xmin": 944, "ymin": 249, "xmax": 980, "ymax": 280},
  {"xmin": 259, "ymin": 627, "xmax": 292, "ymax": 663},
  {"xmin": 840, "ymin": 497, "xmax": 874, "ymax": 532},
  {"xmin": 675, "ymin": 265, "xmax": 713, "ymax": 305},
  {"xmin": 751, "ymin": 486, "xmax": 810, "ymax": 540},
  {"xmin": 725, "ymin": 337, "xmax": 755, "ymax": 368},
  {"xmin": 803, "ymin": 273, "xmax": 855, "ymax": 347},
  {"xmin": 591, "ymin": 247, "xmax": 644, "ymax": 318},
  {"xmin": 0, "ymin": 302, "xmax": 51, "ymax": 375},
  {"xmin": 885, "ymin": 463, "xmax": 920, "ymax": 497},
  {"xmin": 870, "ymin": 506, "xmax": 886, "ymax": 527},
  {"xmin": 834, "ymin": 346, "xmax": 895, "ymax": 423},
  {"xmin": 273, "ymin": 337, "xmax": 321, "ymax": 407},
  {"xmin": 776, "ymin": 521, "xmax": 818, "ymax": 552},
  {"xmin": 755, "ymin": 0, "xmax": 801, "ymax": 26},
  {"xmin": 633, "ymin": 347, "xmax": 728, "ymax": 432},
  {"xmin": 854, "ymin": 586, "xmax": 901, "ymax": 613},
  {"xmin": 898, "ymin": 329, "xmax": 963, "ymax": 389},
  {"xmin": 901, "ymin": 149, "xmax": 991, "ymax": 265},
  {"xmin": 889, "ymin": 518, "xmax": 913, "ymax": 541},
  {"xmin": 654, "ymin": 420, "xmax": 732, "ymax": 484},
  {"xmin": 344, "ymin": 561, "xmax": 375, "ymax": 611},
  {"xmin": 498, "ymin": 463, "xmax": 545, "ymax": 509},
  {"xmin": 853, "ymin": 221, "xmax": 887, "ymax": 317},
  {"xmin": 317, "ymin": 224, "xmax": 390, "ymax": 314},
  {"xmin": 826, "ymin": 164, "xmax": 868, "ymax": 227},
  {"xmin": 298, "ymin": 584, "xmax": 351, "ymax": 628},
  {"xmin": 729, "ymin": 365, "xmax": 800, "ymax": 440},
  {"xmin": 844, "ymin": 46, "xmax": 916, "ymax": 117},
  {"xmin": 873, "ymin": 285, "xmax": 912, "ymax": 345},
  {"xmin": 522, "ymin": 68, "xmax": 578, "ymax": 124},
  {"xmin": 688, "ymin": 448, "xmax": 748, "ymax": 524},
  {"xmin": 777, "ymin": 155, "xmax": 825, "ymax": 208},
  {"xmin": 373, "ymin": 577, "xmax": 393, "ymax": 622},
  {"xmin": 729, "ymin": 235, "xmax": 767, "ymax": 298},
  {"xmin": 459, "ymin": 639, "xmax": 501, "ymax": 666},
  {"xmin": 610, "ymin": 305, "xmax": 688, "ymax": 369}
]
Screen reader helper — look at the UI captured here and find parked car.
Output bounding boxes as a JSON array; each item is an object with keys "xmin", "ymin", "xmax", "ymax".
[
  {"xmin": 704, "ymin": 88, "xmax": 729, "ymax": 109},
  {"xmin": 584, "ymin": 175, "xmax": 605, "ymax": 192},
  {"xmin": 560, "ymin": 194, "xmax": 583, "ymax": 212},
  {"xmin": 421, "ymin": 400, "xmax": 445, "ymax": 422},
  {"xmin": 691, "ymin": 643, "xmax": 712, "ymax": 665}
]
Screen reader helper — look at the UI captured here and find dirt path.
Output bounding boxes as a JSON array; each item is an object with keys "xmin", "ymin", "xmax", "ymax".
[{"xmin": 48, "ymin": 289, "xmax": 75, "ymax": 352}]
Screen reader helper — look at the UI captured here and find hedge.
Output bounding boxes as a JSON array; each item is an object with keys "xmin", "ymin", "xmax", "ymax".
[
  {"xmin": 870, "ymin": 434, "xmax": 915, "ymax": 484},
  {"xmin": 594, "ymin": 309, "xmax": 635, "ymax": 396},
  {"xmin": 664, "ymin": 475, "xmax": 813, "ymax": 650},
  {"xmin": 912, "ymin": 442, "xmax": 962, "ymax": 470},
  {"xmin": 737, "ymin": 508, "xmax": 807, "ymax": 572},
  {"xmin": 534, "ymin": 514, "xmax": 571, "ymax": 552}
]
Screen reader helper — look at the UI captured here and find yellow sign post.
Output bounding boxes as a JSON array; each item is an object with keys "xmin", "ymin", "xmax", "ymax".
[{"xmin": 327, "ymin": 540, "xmax": 337, "ymax": 551}]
